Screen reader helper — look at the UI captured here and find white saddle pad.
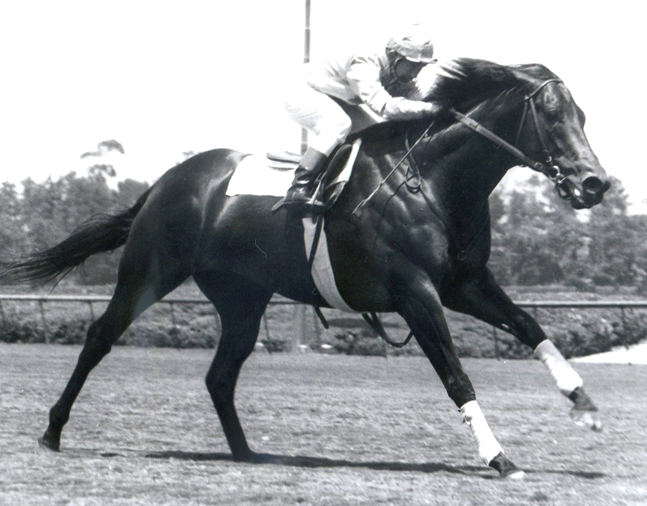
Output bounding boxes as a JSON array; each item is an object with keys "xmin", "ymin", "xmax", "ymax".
[{"xmin": 226, "ymin": 155, "xmax": 295, "ymax": 197}]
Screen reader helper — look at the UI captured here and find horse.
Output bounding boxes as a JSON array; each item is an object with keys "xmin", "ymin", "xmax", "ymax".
[{"xmin": 1, "ymin": 59, "xmax": 609, "ymax": 478}]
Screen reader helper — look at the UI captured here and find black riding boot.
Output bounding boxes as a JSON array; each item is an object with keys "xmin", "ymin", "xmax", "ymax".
[{"xmin": 276, "ymin": 147, "xmax": 328, "ymax": 209}]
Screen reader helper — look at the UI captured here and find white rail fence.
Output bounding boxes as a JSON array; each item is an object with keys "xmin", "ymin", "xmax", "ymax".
[{"xmin": 1, "ymin": 295, "xmax": 646, "ymax": 356}]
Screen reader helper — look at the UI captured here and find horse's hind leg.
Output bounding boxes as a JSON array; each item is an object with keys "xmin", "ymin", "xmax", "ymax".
[
  {"xmin": 39, "ymin": 237, "xmax": 191, "ymax": 451},
  {"xmin": 443, "ymin": 268, "xmax": 601, "ymax": 431},
  {"xmin": 194, "ymin": 272, "xmax": 273, "ymax": 462}
]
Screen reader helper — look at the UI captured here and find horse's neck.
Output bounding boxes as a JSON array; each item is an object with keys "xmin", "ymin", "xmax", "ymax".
[
  {"xmin": 361, "ymin": 106, "xmax": 517, "ymax": 241},
  {"xmin": 420, "ymin": 104, "xmax": 520, "ymax": 219}
]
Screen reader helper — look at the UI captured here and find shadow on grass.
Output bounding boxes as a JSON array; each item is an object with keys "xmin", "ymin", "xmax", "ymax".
[
  {"xmin": 142, "ymin": 450, "xmax": 479, "ymax": 475},
  {"xmin": 135, "ymin": 450, "xmax": 606, "ymax": 480}
]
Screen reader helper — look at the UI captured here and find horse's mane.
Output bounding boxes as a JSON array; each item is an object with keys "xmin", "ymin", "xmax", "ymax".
[
  {"xmin": 424, "ymin": 58, "xmax": 557, "ymax": 112},
  {"xmin": 354, "ymin": 58, "xmax": 558, "ymax": 143}
]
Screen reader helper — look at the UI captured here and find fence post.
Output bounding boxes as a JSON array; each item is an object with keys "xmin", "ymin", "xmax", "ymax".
[
  {"xmin": 297, "ymin": 304, "xmax": 306, "ymax": 352},
  {"xmin": 492, "ymin": 326, "xmax": 501, "ymax": 361},
  {"xmin": 38, "ymin": 300, "xmax": 49, "ymax": 344},
  {"xmin": 620, "ymin": 306, "xmax": 629, "ymax": 351},
  {"xmin": 169, "ymin": 302, "xmax": 177, "ymax": 328},
  {"xmin": 87, "ymin": 301, "xmax": 96, "ymax": 321},
  {"xmin": 262, "ymin": 312, "xmax": 271, "ymax": 341},
  {"xmin": 311, "ymin": 306, "xmax": 321, "ymax": 349}
]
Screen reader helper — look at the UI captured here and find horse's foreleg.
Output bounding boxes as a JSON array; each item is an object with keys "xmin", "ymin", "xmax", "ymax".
[
  {"xmin": 398, "ymin": 281, "xmax": 523, "ymax": 478},
  {"xmin": 443, "ymin": 268, "xmax": 601, "ymax": 431},
  {"xmin": 197, "ymin": 274, "xmax": 273, "ymax": 462}
]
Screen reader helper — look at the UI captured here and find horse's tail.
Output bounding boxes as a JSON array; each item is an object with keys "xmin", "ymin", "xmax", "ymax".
[{"xmin": 0, "ymin": 187, "xmax": 153, "ymax": 285}]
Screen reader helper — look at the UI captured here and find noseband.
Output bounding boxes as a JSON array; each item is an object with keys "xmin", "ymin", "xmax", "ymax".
[{"xmin": 452, "ymin": 78, "xmax": 576, "ymax": 200}]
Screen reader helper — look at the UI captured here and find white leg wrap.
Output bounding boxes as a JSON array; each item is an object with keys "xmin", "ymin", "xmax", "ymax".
[
  {"xmin": 460, "ymin": 400, "xmax": 504, "ymax": 465},
  {"xmin": 534, "ymin": 340, "xmax": 583, "ymax": 396}
]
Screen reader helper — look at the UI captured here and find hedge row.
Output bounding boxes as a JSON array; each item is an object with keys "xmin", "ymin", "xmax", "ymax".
[{"xmin": 1, "ymin": 301, "xmax": 645, "ymax": 359}]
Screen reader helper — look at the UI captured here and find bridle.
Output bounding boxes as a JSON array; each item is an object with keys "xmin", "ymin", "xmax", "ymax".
[
  {"xmin": 452, "ymin": 78, "xmax": 576, "ymax": 200},
  {"xmin": 352, "ymin": 78, "xmax": 574, "ymax": 216}
]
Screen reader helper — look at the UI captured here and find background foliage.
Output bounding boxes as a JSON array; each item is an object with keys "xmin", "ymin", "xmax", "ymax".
[{"xmin": 487, "ymin": 174, "xmax": 647, "ymax": 293}]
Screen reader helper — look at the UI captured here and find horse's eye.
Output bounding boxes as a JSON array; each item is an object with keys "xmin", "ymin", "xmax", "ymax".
[{"xmin": 543, "ymin": 107, "xmax": 561, "ymax": 123}]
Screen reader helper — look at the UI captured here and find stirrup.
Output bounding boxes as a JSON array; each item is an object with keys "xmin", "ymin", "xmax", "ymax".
[{"xmin": 272, "ymin": 178, "xmax": 326, "ymax": 213}]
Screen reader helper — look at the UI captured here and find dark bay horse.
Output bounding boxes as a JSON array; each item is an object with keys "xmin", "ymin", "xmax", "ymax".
[{"xmin": 1, "ymin": 59, "xmax": 609, "ymax": 478}]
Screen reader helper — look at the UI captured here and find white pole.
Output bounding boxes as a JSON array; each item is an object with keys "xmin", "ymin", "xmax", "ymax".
[{"xmin": 301, "ymin": 0, "xmax": 311, "ymax": 154}]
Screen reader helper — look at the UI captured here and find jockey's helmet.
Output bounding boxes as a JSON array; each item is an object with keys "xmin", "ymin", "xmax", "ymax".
[{"xmin": 386, "ymin": 24, "xmax": 436, "ymax": 64}]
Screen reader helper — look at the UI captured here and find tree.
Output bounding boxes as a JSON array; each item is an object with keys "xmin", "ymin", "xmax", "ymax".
[
  {"xmin": 0, "ymin": 182, "xmax": 23, "ymax": 255},
  {"xmin": 115, "ymin": 179, "xmax": 150, "ymax": 210},
  {"xmin": 80, "ymin": 139, "xmax": 125, "ymax": 179},
  {"xmin": 487, "ymin": 174, "xmax": 644, "ymax": 289}
]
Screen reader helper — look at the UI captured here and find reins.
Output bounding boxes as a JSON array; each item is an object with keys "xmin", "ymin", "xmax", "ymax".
[{"xmin": 352, "ymin": 120, "xmax": 435, "ymax": 216}]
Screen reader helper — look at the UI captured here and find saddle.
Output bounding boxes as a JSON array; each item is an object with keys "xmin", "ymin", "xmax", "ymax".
[{"xmin": 270, "ymin": 139, "xmax": 362, "ymax": 214}]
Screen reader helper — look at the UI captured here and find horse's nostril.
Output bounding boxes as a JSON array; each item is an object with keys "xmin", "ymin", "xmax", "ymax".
[{"xmin": 582, "ymin": 176, "xmax": 605, "ymax": 195}]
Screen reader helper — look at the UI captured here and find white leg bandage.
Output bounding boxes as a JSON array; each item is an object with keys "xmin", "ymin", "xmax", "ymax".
[
  {"xmin": 460, "ymin": 400, "xmax": 504, "ymax": 465},
  {"xmin": 534, "ymin": 340, "xmax": 583, "ymax": 396}
]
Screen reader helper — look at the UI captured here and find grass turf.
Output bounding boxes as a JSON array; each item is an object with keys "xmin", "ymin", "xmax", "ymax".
[{"xmin": 1, "ymin": 344, "xmax": 646, "ymax": 505}]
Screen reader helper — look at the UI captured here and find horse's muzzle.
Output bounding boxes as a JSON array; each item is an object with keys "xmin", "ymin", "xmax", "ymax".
[{"xmin": 566, "ymin": 174, "xmax": 611, "ymax": 209}]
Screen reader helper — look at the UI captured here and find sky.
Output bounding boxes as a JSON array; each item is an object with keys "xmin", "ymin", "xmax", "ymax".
[{"xmin": 1, "ymin": 1, "xmax": 645, "ymax": 212}]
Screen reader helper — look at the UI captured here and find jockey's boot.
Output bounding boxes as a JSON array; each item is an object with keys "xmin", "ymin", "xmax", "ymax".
[{"xmin": 274, "ymin": 147, "xmax": 328, "ymax": 210}]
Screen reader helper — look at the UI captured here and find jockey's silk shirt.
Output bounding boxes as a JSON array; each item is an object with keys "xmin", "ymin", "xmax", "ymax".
[{"xmin": 304, "ymin": 48, "xmax": 430, "ymax": 121}]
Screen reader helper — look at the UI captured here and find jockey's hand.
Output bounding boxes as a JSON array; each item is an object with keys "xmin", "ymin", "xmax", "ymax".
[
  {"xmin": 422, "ymin": 102, "xmax": 443, "ymax": 117},
  {"xmin": 422, "ymin": 102, "xmax": 451, "ymax": 122}
]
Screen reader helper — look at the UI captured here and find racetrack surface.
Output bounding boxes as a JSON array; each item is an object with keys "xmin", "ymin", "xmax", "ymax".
[{"xmin": 1, "ymin": 344, "xmax": 646, "ymax": 505}]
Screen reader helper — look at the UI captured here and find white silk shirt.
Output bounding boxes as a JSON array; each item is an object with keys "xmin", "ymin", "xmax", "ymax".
[{"xmin": 304, "ymin": 49, "xmax": 431, "ymax": 121}]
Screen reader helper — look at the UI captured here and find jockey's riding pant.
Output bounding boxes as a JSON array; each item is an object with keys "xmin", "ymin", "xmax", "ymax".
[{"xmin": 284, "ymin": 79, "xmax": 353, "ymax": 157}]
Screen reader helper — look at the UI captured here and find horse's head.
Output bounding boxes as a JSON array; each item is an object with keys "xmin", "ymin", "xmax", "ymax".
[
  {"xmin": 427, "ymin": 60, "xmax": 610, "ymax": 210},
  {"xmin": 513, "ymin": 66, "xmax": 610, "ymax": 209}
]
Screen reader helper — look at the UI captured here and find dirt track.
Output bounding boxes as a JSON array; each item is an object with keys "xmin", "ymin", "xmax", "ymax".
[{"xmin": 1, "ymin": 344, "xmax": 646, "ymax": 505}]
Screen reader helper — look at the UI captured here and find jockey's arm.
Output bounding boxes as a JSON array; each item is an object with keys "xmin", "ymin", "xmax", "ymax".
[{"xmin": 346, "ymin": 59, "xmax": 437, "ymax": 121}]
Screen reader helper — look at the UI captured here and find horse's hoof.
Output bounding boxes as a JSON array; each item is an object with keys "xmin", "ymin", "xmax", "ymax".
[
  {"xmin": 489, "ymin": 452, "xmax": 525, "ymax": 479},
  {"xmin": 569, "ymin": 387, "xmax": 603, "ymax": 431},
  {"xmin": 38, "ymin": 435, "xmax": 61, "ymax": 452},
  {"xmin": 569, "ymin": 407, "xmax": 603, "ymax": 431}
]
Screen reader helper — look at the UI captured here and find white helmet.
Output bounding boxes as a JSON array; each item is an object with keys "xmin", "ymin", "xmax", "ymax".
[{"xmin": 386, "ymin": 24, "xmax": 436, "ymax": 64}]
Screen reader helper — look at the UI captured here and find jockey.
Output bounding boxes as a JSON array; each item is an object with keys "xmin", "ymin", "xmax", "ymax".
[{"xmin": 279, "ymin": 24, "xmax": 441, "ymax": 208}]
